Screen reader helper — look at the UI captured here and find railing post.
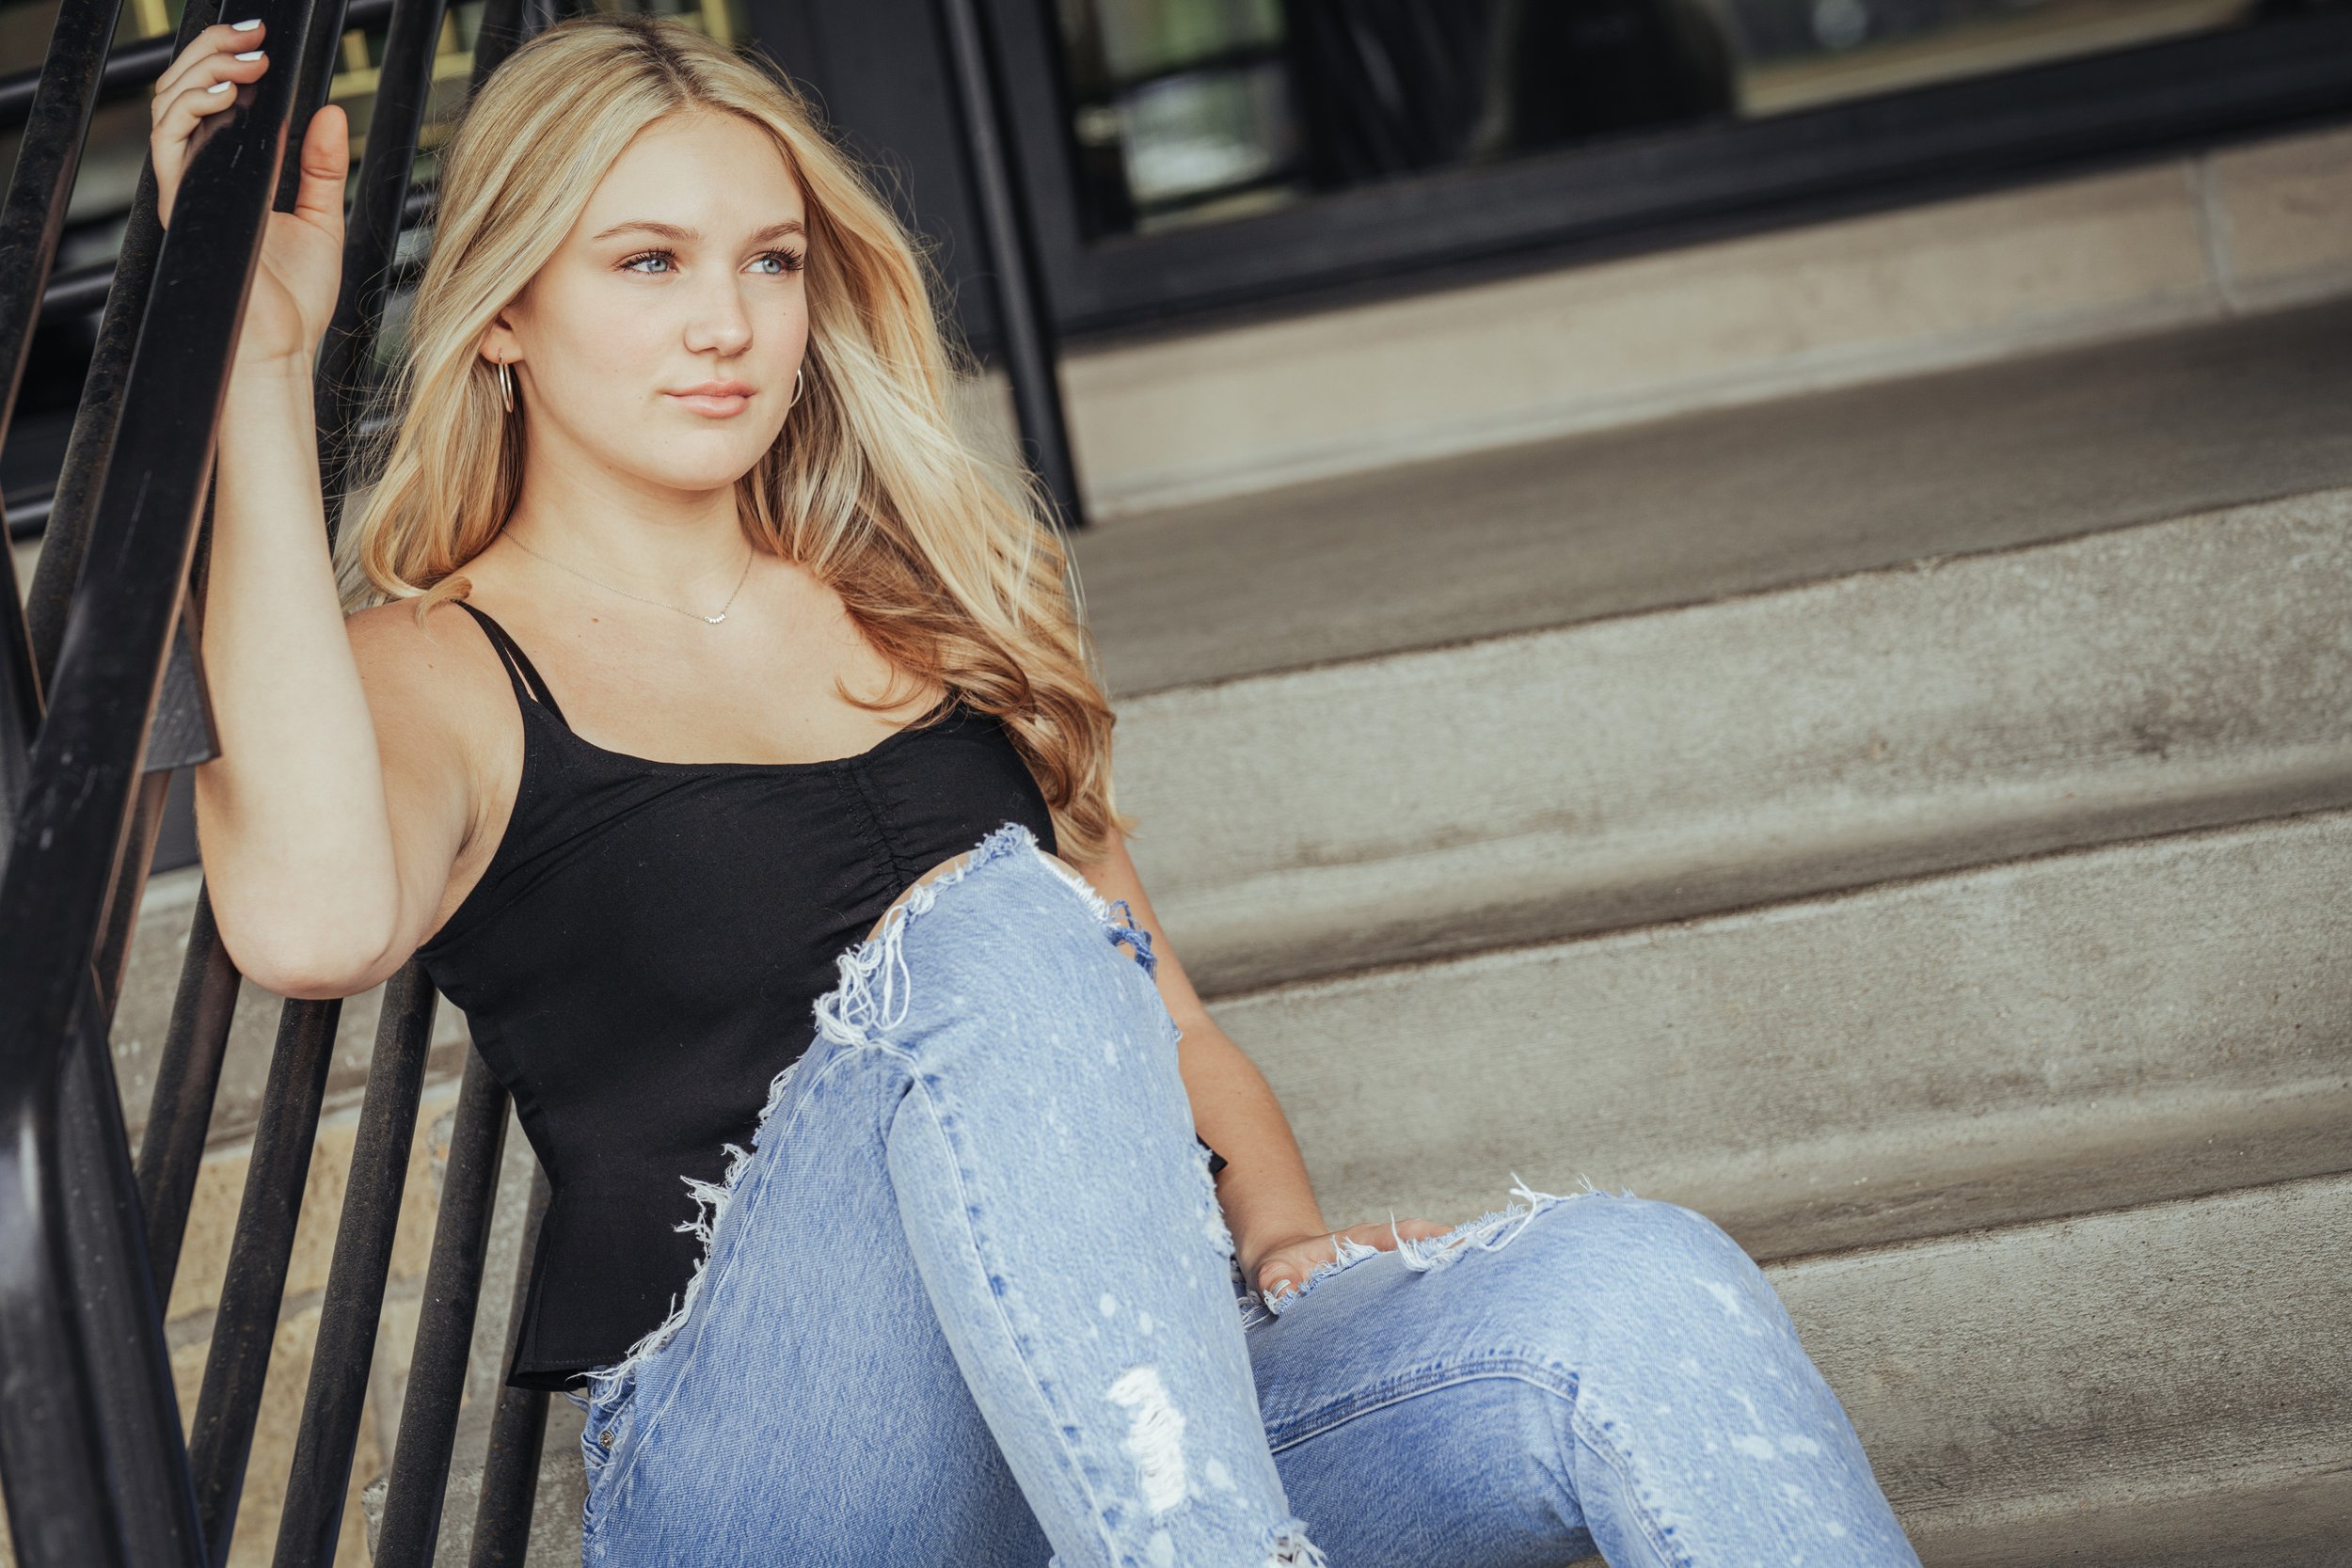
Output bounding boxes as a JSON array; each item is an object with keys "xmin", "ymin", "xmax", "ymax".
[
  {"xmin": 269, "ymin": 967, "xmax": 438, "ymax": 1568},
  {"xmin": 373, "ymin": 1051, "xmax": 513, "ymax": 1566},
  {"xmin": 932, "ymin": 0, "xmax": 1088, "ymax": 532}
]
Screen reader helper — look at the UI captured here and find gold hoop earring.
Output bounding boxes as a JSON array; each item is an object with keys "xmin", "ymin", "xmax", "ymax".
[
  {"xmin": 788, "ymin": 366, "xmax": 804, "ymax": 410},
  {"xmin": 496, "ymin": 358, "xmax": 516, "ymax": 415}
]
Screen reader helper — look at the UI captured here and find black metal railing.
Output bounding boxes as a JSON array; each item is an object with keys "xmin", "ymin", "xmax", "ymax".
[
  {"xmin": 0, "ymin": 0, "xmax": 1079, "ymax": 1553},
  {"xmin": 0, "ymin": 0, "xmax": 564, "ymax": 1559}
]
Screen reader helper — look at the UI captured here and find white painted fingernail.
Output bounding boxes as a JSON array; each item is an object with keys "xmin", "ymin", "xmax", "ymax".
[
  {"xmin": 234, "ymin": 48, "xmax": 262, "ymax": 58},
  {"xmin": 231, "ymin": 16, "xmax": 262, "ymax": 27},
  {"xmin": 206, "ymin": 80, "xmax": 231, "ymax": 93}
]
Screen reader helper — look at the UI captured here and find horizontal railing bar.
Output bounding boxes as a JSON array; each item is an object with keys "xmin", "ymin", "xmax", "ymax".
[
  {"xmin": 0, "ymin": 0, "xmax": 396, "ymax": 128},
  {"xmin": 272, "ymin": 964, "xmax": 438, "ymax": 1568},
  {"xmin": 32, "ymin": 253, "xmax": 115, "ymax": 316},
  {"xmin": 375, "ymin": 1048, "xmax": 512, "ymax": 1567},
  {"xmin": 33, "ymin": 185, "xmax": 438, "ymax": 332},
  {"xmin": 9, "ymin": 386, "xmax": 417, "ymax": 542}
]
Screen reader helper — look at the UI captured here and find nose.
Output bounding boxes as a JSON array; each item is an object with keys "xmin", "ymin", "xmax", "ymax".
[{"xmin": 681, "ymin": 271, "xmax": 755, "ymax": 357}]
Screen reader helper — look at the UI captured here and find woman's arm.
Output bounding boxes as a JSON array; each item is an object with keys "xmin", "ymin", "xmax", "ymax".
[
  {"xmin": 154, "ymin": 28, "xmax": 470, "ymax": 997},
  {"xmin": 1069, "ymin": 830, "xmax": 1450, "ymax": 1299}
]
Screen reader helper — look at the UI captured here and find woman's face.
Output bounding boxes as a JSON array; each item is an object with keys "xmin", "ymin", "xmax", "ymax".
[{"xmin": 485, "ymin": 109, "xmax": 810, "ymax": 497}]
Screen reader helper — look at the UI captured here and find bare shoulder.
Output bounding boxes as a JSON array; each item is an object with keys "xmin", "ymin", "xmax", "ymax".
[
  {"xmin": 346, "ymin": 598, "xmax": 501, "ymax": 721},
  {"xmin": 343, "ymin": 597, "xmax": 516, "ymax": 815}
]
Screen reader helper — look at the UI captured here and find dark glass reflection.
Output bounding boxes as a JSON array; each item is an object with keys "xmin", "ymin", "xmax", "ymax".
[{"xmin": 1055, "ymin": 0, "xmax": 2327, "ymax": 236}]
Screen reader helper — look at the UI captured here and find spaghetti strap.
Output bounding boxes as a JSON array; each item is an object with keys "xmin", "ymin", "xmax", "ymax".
[{"xmin": 453, "ymin": 599, "xmax": 572, "ymax": 729}]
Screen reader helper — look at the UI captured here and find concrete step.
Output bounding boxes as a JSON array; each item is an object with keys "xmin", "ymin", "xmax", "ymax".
[
  {"xmin": 1209, "ymin": 806, "xmax": 2352, "ymax": 1262},
  {"xmin": 1073, "ymin": 293, "xmax": 2352, "ymax": 697},
  {"xmin": 457, "ymin": 1172, "xmax": 2352, "ymax": 1568},
  {"xmin": 1113, "ymin": 488, "xmax": 2352, "ymax": 997},
  {"xmin": 1783, "ymin": 1174, "xmax": 2352, "ymax": 1568}
]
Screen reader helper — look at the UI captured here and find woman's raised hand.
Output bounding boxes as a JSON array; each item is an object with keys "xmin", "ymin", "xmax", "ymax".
[{"xmin": 151, "ymin": 19, "xmax": 350, "ymax": 367}]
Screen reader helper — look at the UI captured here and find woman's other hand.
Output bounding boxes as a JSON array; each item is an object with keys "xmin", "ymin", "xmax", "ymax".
[
  {"xmin": 151, "ymin": 19, "xmax": 350, "ymax": 367},
  {"xmin": 1248, "ymin": 1217, "xmax": 1455, "ymax": 1304}
]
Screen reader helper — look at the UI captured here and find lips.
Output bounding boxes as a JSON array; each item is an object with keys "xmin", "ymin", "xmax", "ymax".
[{"xmin": 667, "ymin": 383, "xmax": 754, "ymax": 416}]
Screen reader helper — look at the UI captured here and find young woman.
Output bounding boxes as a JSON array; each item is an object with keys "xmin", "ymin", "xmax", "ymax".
[{"xmin": 152, "ymin": 14, "xmax": 1923, "ymax": 1567}]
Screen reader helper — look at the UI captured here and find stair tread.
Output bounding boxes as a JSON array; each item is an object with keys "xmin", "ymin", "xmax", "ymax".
[
  {"xmin": 1216, "ymin": 807, "xmax": 2352, "ymax": 1255},
  {"xmin": 1075, "ymin": 297, "xmax": 2352, "ymax": 696},
  {"xmin": 1781, "ymin": 1175, "xmax": 2352, "ymax": 1561},
  {"xmin": 1117, "ymin": 490, "xmax": 2352, "ymax": 995}
]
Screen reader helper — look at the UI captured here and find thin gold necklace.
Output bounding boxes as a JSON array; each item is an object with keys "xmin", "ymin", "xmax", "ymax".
[{"xmin": 501, "ymin": 526, "xmax": 756, "ymax": 626}]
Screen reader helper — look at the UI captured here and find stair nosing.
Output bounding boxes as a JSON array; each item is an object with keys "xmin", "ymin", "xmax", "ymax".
[{"xmin": 1104, "ymin": 479, "xmax": 2352, "ymax": 703}]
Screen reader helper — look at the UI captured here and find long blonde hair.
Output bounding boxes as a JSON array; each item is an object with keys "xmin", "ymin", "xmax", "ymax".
[{"xmin": 334, "ymin": 12, "xmax": 1129, "ymax": 860}]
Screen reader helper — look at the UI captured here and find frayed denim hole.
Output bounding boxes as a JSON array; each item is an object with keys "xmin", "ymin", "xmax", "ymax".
[
  {"xmin": 1018, "ymin": 851, "xmax": 1184, "ymax": 1061},
  {"xmin": 1258, "ymin": 1173, "xmax": 1623, "ymax": 1318},
  {"xmin": 1387, "ymin": 1172, "xmax": 1627, "ymax": 1277},
  {"xmin": 1264, "ymin": 1515, "xmax": 1334, "ymax": 1567},
  {"xmin": 1104, "ymin": 896, "xmax": 1160, "ymax": 980},
  {"xmin": 1020, "ymin": 841, "xmax": 1164, "ymax": 983}
]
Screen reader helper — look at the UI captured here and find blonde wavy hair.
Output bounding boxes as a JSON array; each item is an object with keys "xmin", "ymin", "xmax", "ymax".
[{"xmin": 333, "ymin": 11, "xmax": 1129, "ymax": 860}]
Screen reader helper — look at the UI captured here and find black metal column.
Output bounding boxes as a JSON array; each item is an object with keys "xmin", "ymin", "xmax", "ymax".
[{"xmin": 932, "ymin": 0, "xmax": 1087, "ymax": 531}]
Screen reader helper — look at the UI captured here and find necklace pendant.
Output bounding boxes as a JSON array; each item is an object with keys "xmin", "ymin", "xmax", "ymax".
[{"xmin": 705, "ymin": 611, "xmax": 727, "ymax": 624}]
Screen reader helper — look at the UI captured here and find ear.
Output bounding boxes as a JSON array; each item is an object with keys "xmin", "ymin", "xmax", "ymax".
[{"xmin": 476, "ymin": 309, "xmax": 522, "ymax": 369}]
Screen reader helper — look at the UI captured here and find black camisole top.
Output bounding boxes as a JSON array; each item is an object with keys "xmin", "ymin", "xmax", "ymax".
[{"xmin": 412, "ymin": 599, "xmax": 1200, "ymax": 1392}]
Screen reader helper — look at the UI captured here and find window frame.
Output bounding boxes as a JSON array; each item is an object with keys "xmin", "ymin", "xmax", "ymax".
[{"xmin": 977, "ymin": 0, "xmax": 2352, "ymax": 340}]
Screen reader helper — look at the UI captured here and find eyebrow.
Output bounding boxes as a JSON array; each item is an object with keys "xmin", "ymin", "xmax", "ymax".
[{"xmin": 590, "ymin": 218, "xmax": 806, "ymax": 245}]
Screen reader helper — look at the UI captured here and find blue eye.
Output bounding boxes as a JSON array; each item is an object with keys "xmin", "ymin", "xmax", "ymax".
[{"xmin": 618, "ymin": 247, "xmax": 805, "ymax": 276}]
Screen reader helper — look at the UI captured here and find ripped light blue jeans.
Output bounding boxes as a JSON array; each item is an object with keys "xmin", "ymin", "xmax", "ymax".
[{"xmin": 562, "ymin": 821, "xmax": 1922, "ymax": 1568}]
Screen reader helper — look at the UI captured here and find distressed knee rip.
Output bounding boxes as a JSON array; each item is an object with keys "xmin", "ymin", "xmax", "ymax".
[
  {"xmin": 1107, "ymin": 1363, "xmax": 1189, "ymax": 1514},
  {"xmin": 1255, "ymin": 1171, "xmax": 1634, "ymax": 1317},
  {"xmin": 1104, "ymin": 1365, "xmax": 1336, "ymax": 1568}
]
